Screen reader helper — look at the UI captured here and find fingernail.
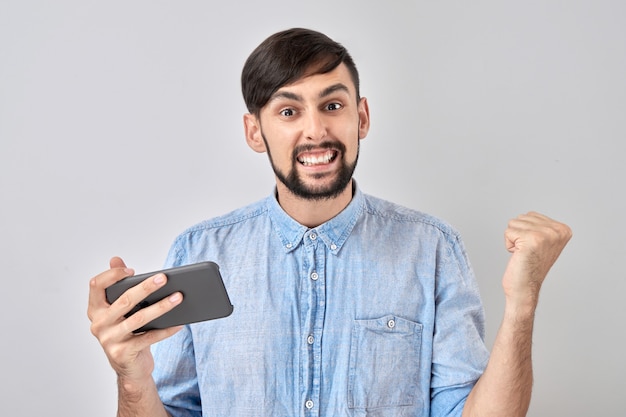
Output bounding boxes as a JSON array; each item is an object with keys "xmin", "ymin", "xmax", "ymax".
[
  {"xmin": 169, "ymin": 293, "xmax": 182, "ymax": 303},
  {"xmin": 153, "ymin": 273, "xmax": 166, "ymax": 285}
]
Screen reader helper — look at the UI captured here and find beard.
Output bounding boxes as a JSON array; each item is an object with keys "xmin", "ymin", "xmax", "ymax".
[{"xmin": 262, "ymin": 133, "xmax": 359, "ymax": 201}]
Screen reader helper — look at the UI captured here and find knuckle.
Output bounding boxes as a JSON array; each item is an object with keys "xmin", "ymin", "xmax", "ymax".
[
  {"xmin": 89, "ymin": 313, "xmax": 107, "ymax": 337},
  {"xmin": 157, "ymin": 296, "xmax": 175, "ymax": 311},
  {"xmin": 141, "ymin": 277, "xmax": 154, "ymax": 292},
  {"xmin": 128, "ymin": 309, "xmax": 146, "ymax": 327},
  {"xmin": 141, "ymin": 274, "xmax": 163, "ymax": 292},
  {"xmin": 559, "ymin": 223, "xmax": 573, "ymax": 238},
  {"xmin": 142, "ymin": 328, "xmax": 162, "ymax": 344},
  {"xmin": 117, "ymin": 292, "xmax": 133, "ymax": 309},
  {"xmin": 546, "ymin": 223, "xmax": 569, "ymax": 242},
  {"xmin": 543, "ymin": 227, "xmax": 559, "ymax": 240},
  {"xmin": 89, "ymin": 321, "xmax": 101, "ymax": 337},
  {"xmin": 107, "ymin": 344, "xmax": 126, "ymax": 363}
]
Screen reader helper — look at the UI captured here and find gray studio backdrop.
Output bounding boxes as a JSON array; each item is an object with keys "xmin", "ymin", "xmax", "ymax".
[{"xmin": 1, "ymin": 1, "xmax": 624, "ymax": 416}]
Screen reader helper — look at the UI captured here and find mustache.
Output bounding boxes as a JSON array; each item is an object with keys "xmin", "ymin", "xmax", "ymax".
[{"xmin": 292, "ymin": 141, "xmax": 346, "ymax": 159}]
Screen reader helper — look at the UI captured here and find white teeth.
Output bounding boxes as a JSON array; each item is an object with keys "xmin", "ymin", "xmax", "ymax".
[{"xmin": 298, "ymin": 151, "xmax": 335, "ymax": 166}]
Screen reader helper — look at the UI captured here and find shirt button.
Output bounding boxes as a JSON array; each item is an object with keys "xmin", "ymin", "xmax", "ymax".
[
  {"xmin": 307, "ymin": 335, "xmax": 314, "ymax": 345},
  {"xmin": 285, "ymin": 243, "xmax": 292, "ymax": 249},
  {"xmin": 305, "ymin": 400, "xmax": 314, "ymax": 409},
  {"xmin": 387, "ymin": 319, "xmax": 396, "ymax": 329},
  {"xmin": 310, "ymin": 271, "xmax": 319, "ymax": 281},
  {"xmin": 309, "ymin": 232, "xmax": 317, "ymax": 240},
  {"xmin": 330, "ymin": 243, "xmax": 337, "ymax": 250}
]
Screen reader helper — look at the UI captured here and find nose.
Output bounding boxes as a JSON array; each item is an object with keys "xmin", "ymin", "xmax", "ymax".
[{"xmin": 303, "ymin": 109, "xmax": 327, "ymax": 141}]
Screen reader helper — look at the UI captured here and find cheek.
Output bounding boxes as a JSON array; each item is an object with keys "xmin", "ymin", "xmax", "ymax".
[
  {"xmin": 264, "ymin": 137, "xmax": 296, "ymax": 164},
  {"xmin": 262, "ymin": 126, "xmax": 297, "ymax": 152},
  {"xmin": 343, "ymin": 127, "xmax": 362, "ymax": 151}
]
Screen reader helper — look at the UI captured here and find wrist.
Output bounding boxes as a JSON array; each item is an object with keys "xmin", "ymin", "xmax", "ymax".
[
  {"xmin": 117, "ymin": 373, "xmax": 154, "ymax": 397},
  {"xmin": 503, "ymin": 295, "xmax": 538, "ymax": 324},
  {"xmin": 503, "ymin": 278, "xmax": 542, "ymax": 313}
]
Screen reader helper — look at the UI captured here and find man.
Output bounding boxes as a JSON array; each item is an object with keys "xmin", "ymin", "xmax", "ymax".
[{"xmin": 88, "ymin": 28, "xmax": 572, "ymax": 417}]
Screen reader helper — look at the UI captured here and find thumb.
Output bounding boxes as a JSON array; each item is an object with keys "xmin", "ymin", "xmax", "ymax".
[{"xmin": 109, "ymin": 256, "xmax": 127, "ymax": 270}]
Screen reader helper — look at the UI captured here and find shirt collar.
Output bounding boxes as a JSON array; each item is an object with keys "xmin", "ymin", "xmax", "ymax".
[{"xmin": 266, "ymin": 181, "xmax": 365, "ymax": 255}]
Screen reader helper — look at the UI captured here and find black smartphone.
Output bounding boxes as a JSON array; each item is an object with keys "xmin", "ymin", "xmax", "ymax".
[{"xmin": 105, "ymin": 261, "xmax": 233, "ymax": 333}]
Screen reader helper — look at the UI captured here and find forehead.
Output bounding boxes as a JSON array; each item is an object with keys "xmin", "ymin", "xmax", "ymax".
[{"xmin": 272, "ymin": 63, "xmax": 357, "ymax": 99}]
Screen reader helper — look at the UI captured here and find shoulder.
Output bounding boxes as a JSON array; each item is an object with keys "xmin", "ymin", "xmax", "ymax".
[
  {"xmin": 164, "ymin": 197, "xmax": 272, "ymax": 267},
  {"xmin": 175, "ymin": 197, "xmax": 270, "ymax": 241},
  {"xmin": 361, "ymin": 193, "xmax": 461, "ymax": 240},
  {"xmin": 358, "ymin": 193, "xmax": 475, "ymax": 282}
]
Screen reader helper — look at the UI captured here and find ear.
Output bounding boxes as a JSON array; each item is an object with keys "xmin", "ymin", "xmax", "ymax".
[
  {"xmin": 357, "ymin": 97, "xmax": 370, "ymax": 140},
  {"xmin": 243, "ymin": 113, "xmax": 267, "ymax": 153}
]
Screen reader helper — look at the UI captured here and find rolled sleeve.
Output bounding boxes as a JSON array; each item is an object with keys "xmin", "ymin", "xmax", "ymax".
[
  {"xmin": 430, "ymin": 234, "xmax": 489, "ymax": 416},
  {"xmin": 151, "ymin": 325, "xmax": 202, "ymax": 417}
]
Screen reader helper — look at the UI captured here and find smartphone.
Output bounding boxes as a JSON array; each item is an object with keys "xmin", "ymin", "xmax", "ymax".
[{"xmin": 105, "ymin": 261, "xmax": 233, "ymax": 333}]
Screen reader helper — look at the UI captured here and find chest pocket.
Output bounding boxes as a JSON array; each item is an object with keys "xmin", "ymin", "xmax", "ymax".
[{"xmin": 348, "ymin": 315, "xmax": 423, "ymax": 410}]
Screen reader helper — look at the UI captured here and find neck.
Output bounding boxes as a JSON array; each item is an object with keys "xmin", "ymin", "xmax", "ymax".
[{"xmin": 275, "ymin": 180, "xmax": 354, "ymax": 228}]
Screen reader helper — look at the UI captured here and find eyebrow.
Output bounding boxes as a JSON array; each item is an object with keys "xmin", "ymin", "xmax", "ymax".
[
  {"xmin": 319, "ymin": 83, "xmax": 350, "ymax": 98},
  {"xmin": 270, "ymin": 83, "xmax": 351, "ymax": 103}
]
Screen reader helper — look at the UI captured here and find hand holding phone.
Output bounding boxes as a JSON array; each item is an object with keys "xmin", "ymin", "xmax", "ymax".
[{"xmin": 105, "ymin": 261, "xmax": 233, "ymax": 333}]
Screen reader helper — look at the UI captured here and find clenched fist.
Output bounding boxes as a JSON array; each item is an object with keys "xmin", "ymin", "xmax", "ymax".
[{"xmin": 502, "ymin": 212, "xmax": 572, "ymax": 310}]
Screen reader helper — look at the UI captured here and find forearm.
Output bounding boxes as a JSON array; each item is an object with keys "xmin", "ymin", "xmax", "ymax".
[
  {"xmin": 462, "ymin": 212, "xmax": 571, "ymax": 416},
  {"xmin": 462, "ymin": 303, "xmax": 536, "ymax": 417},
  {"xmin": 117, "ymin": 375, "xmax": 170, "ymax": 417}
]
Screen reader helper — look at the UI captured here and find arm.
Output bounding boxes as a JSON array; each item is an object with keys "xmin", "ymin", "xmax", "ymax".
[
  {"xmin": 87, "ymin": 257, "xmax": 183, "ymax": 417},
  {"xmin": 116, "ymin": 375, "xmax": 171, "ymax": 417},
  {"xmin": 462, "ymin": 212, "xmax": 572, "ymax": 417}
]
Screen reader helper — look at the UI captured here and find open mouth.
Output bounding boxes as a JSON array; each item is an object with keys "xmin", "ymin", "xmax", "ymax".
[{"xmin": 297, "ymin": 150, "xmax": 338, "ymax": 166}]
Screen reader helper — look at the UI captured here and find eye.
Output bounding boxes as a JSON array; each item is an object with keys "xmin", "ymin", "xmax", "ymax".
[
  {"xmin": 326, "ymin": 102, "xmax": 343, "ymax": 111},
  {"xmin": 280, "ymin": 108, "xmax": 295, "ymax": 117}
]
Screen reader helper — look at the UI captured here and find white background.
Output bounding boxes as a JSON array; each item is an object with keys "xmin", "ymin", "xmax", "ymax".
[{"xmin": 1, "ymin": 1, "xmax": 624, "ymax": 416}]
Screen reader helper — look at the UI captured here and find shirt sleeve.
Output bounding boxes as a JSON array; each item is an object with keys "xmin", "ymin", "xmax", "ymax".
[
  {"xmin": 152, "ymin": 324, "xmax": 202, "ymax": 417},
  {"xmin": 151, "ymin": 236, "xmax": 202, "ymax": 417},
  {"xmin": 430, "ymin": 232, "xmax": 490, "ymax": 416}
]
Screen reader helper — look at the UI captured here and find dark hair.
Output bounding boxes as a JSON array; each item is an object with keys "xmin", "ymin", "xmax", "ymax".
[{"xmin": 241, "ymin": 28, "xmax": 360, "ymax": 116}]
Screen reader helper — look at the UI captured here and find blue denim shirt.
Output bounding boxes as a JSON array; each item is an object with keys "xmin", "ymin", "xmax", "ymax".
[{"xmin": 152, "ymin": 186, "xmax": 489, "ymax": 417}]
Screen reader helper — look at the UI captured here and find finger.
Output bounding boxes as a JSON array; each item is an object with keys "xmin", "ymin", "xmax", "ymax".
[
  {"xmin": 504, "ymin": 212, "xmax": 572, "ymax": 252},
  {"xmin": 118, "ymin": 291, "xmax": 184, "ymax": 335},
  {"xmin": 97, "ymin": 321, "xmax": 183, "ymax": 372},
  {"xmin": 107, "ymin": 273, "xmax": 170, "ymax": 320},
  {"xmin": 109, "ymin": 256, "xmax": 127, "ymax": 270},
  {"xmin": 87, "ymin": 265, "xmax": 135, "ymax": 319},
  {"xmin": 90, "ymin": 273, "xmax": 179, "ymax": 337},
  {"xmin": 504, "ymin": 213, "xmax": 545, "ymax": 252},
  {"xmin": 507, "ymin": 212, "xmax": 548, "ymax": 230},
  {"xmin": 117, "ymin": 325, "xmax": 184, "ymax": 357}
]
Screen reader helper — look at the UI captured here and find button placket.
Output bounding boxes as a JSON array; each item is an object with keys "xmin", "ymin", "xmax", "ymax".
[{"xmin": 302, "ymin": 228, "xmax": 324, "ymax": 416}]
